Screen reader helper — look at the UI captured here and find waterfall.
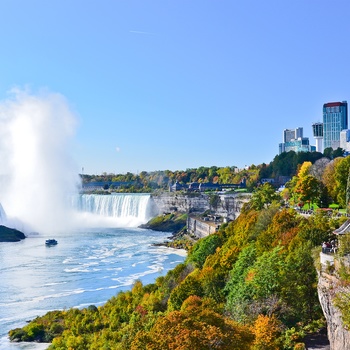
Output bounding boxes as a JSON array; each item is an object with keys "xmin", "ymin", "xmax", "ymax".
[
  {"xmin": 71, "ymin": 193, "xmax": 153, "ymax": 227},
  {"xmin": 0, "ymin": 203, "xmax": 7, "ymax": 225}
]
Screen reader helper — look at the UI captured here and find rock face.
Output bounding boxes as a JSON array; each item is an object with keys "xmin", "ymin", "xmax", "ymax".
[
  {"xmin": 0, "ymin": 225, "xmax": 26, "ymax": 242},
  {"xmin": 318, "ymin": 270, "xmax": 350, "ymax": 350},
  {"xmin": 150, "ymin": 192, "xmax": 250, "ymax": 219}
]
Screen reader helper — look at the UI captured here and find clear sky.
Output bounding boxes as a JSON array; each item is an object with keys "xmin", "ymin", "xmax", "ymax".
[{"xmin": 0, "ymin": 0, "xmax": 349, "ymax": 175}]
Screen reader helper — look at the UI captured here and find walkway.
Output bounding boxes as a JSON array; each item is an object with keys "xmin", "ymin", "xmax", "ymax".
[
  {"xmin": 333, "ymin": 219, "xmax": 350, "ymax": 235},
  {"xmin": 303, "ymin": 328, "xmax": 330, "ymax": 350}
]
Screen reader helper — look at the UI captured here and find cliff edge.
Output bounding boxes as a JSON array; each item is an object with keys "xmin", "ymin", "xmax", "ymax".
[{"xmin": 318, "ymin": 268, "xmax": 350, "ymax": 349}]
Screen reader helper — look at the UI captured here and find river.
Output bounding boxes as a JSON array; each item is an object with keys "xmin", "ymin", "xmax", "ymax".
[{"xmin": 0, "ymin": 194, "xmax": 186, "ymax": 349}]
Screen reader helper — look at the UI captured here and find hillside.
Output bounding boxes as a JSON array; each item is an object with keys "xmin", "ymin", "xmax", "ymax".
[{"xmin": 8, "ymin": 194, "xmax": 341, "ymax": 349}]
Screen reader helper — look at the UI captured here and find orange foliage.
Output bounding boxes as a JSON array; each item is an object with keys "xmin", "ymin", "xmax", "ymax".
[
  {"xmin": 257, "ymin": 209, "xmax": 300, "ymax": 253},
  {"xmin": 231, "ymin": 210, "xmax": 259, "ymax": 245},
  {"xmin": 252, "ymin": 314, "xmax": 282, "ymax": 350},
  {"xmin": 137, "ymin": 296, "xmax": 254, "ymax": 350},
  {"xmin": 245, "ymin": 270, "xmax": 256, "ymax": 283},
  {"xmin": 273, "ymin": 226, "xmax": 299, "ymax": 248}
]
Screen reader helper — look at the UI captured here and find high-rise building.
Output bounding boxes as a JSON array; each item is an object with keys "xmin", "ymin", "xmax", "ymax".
[
  {"xmin": 283, "ymin": 127, "xmax": 303, "ymax": 143},
  {"xmin": 323, "ymin": 101, "xmax": 348, "ymax": 150},
  {"xmin": 312, "ymin": 122, "xmax": 323, "ymax": 153},
  {"xmin": 279, "ymin": 127, "xmax": 315, "ymax": 154},
  {"xmin": 340, "ymin": 129, "xmax": 350, "ymax": 153}
]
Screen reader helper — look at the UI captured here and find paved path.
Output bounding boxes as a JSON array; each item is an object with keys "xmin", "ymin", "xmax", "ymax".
[{"xmin": 303, "ymin": 331, "xmax": 330, "ymax": 350}]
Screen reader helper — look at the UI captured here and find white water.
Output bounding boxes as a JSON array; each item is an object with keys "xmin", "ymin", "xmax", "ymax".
[
  {"xmin": 0, "ymin": 225, "xmax": 186, "ymax": 350},
  {"xmin": 71, "ymin": 193, "xmax": 155, "ymax": 228},
  {"xmin": 0, "ymin": 90, "xmax": 183, "ymax": 350}
]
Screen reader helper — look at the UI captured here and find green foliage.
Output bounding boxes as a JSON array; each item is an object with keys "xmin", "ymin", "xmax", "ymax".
[
  {"xmin": 295, "ymin": 174, "xmax": 321, "ymax": 207},
  {"xmin": 187, "ymin": 233, "xmax": 222, "ymax": 268},
  {"xmin": 298, "ymin": 212, "xmax": 332, "ymax": 246},
  {"xmin": 337, "ymin": 234, "xmax": 350, "ymax": 257},
  {"xmin": 10, "ymin": 195, "xmax": 337, "ymax": 349},
  {"xmin": 283, "ymin": 242, "xmax": 322, "ymax": 323},
  {"xmin": 250, "ymin": 183, "xmax": 281, "ymax": 210},
  {"xmin": 209, "ymin": 193, "xmax": 220, "ymax": 210},
  {"xmin": 168, "ymin": 274, "xmax": 203, "ymax": 311},
  {"xmin": 256, "ymin": 209, "xmax": 300, "ymax": 254},
  {"xmin": 334, "ymin": 291, "xmax": 350, "ymax": 330},
  {"xmin": 142, "ymin": 212, "xmax": 187, "ymax": 232},
  {"xmin": 266, "ymin": 151, "xmax": 324, "ymax": 178},
  {"xmin": 331, "ymin": 155, "xmax": 350, "ymax": 207}
]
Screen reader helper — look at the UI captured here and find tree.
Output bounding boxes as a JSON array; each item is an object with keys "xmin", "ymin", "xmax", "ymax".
[
  {"xmin": 168, "ymin": 274, "xmax": 203, "ymax": 311},
  {"xmin": 310, "ymin": 157, "xmax": 330, "ymax": 181},
  {"xmin": 298, "ymin": 161, "xmax": 312, "ymax": 178},
  {"xmin": 334, "ymin": 156, "xmax": 350, "ymax": 207},
  {"xmin": 322, "ymin": 158, "xmax": 342, "ymax": 202},
  {"xmin": 294, "ymin": 174, "xmax": 321, "ymax": 208},
  {"xmin": 283, "ymin": 242, "xmax": 321, "ymax": 322},
  {"xmin": 252, "ymin": 314, "xmax": 282, "ymax": 350},
  {"xmin": 141, "ymin": 296, "xmax": 254, "ymax": 350},
  {"xmin": 188, "ymin": 234, "xmax": 222, "ymax": 269},
  {"xmin": 324, "ymin": 147, "xmax": 344, "ymax": 159},
  {"xmin": 251, "ymin": 183, "xmax": 280, "ymax": 210},
  {"xmin": 209, "ymin": 194, "xmax": 221, "ymax": 212},
  {"xmin": 271, "ymin": 151, "xmax": 298, "ymax": 177}
]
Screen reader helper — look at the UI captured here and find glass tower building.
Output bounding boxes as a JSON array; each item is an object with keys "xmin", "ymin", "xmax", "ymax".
[
  {"xmin": 279, "ymin": 127, "xmax": 315, "ymax": 154},
  {"xmin": 323, "ymin": 101, "xmax": 348, "ymax": 150}
]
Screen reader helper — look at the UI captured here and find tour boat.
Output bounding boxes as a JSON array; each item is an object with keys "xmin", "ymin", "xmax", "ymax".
[{"xmin": 45, "ymin": 239, "xmax": 58, "ymax": 246}]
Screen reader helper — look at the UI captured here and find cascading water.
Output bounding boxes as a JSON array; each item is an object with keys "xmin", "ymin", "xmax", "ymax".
[
  {"xmin": 0, "ymin": 90, "xmax": 159, "ymax": 234},
  {"xmin": 71, "ymin": 193, "xmax": 155, "ymax": 227},
  {"xmin": 0, "ymin": 203, "xmax": 7, "ymax": 225}
]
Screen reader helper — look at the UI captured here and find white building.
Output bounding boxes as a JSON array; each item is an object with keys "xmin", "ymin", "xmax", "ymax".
[{"xmin": 340, "ymin": 129, "xmax": 350, "ymax": 152}]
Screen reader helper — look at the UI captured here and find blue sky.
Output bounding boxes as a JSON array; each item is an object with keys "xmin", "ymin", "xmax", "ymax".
[{"xmin": 0, "ymin": 0, "xmax": 349, "ymax": 175}]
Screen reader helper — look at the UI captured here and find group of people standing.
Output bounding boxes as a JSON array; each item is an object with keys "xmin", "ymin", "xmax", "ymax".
[{"xmin": 322, "ymin": 240, "xmax": 337, "ymax": 254}]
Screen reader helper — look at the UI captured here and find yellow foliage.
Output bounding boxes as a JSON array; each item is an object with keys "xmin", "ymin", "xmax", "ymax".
[
  {"xmin": 252, "ymin": 314, "xmax": 282, "ymax": 350},
  {"xmin": 298, "ymin": 162, "xmax": 312, "ymax": 178}
]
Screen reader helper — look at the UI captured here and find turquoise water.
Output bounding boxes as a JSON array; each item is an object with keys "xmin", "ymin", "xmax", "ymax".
[{"xmin": 0, "ymin": 227, "xmax": 186, "ymax": 349}]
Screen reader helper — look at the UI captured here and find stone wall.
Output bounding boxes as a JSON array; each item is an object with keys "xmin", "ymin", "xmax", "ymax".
[{"xmin": 187, "ymin": 217, "xmax": 219, "ymax": 239}]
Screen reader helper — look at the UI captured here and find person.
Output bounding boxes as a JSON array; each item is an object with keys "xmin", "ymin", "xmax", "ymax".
[
  {"xmin": 331, "ymin": 240, "xmax": 336, "ymax": 253},
  {"xmin": 322, "ymin": 242, "xmax": 327, "ymax": 254}
]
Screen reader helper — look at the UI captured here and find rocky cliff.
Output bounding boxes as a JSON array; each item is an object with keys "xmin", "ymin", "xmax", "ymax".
[
  {"xmin": 318, "ymin": 268, "xmax": 350, "ymax": 349},
  {"xmin": 150, "ymin": 192, "xmax": 250, "ymax": 219}
]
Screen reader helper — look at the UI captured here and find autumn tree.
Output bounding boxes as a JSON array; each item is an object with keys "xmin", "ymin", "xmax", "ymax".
[
  {"xmin": 251, "ymin": 183, "xmax": 281, "ymax": 210},
  {"xmin": 322, "ymin": 157, "xmax": 342, "ymax": 203},
  {"xmin": 136, "ymin": 296, "xmax": 254, "ymax": 350},
  {"xmin": 294, "ymin": 174, "xmax": 321, "ymax": 208},
  {"xmin": 252, "ymin": 314, "xmax": 282, "ymax": 350},
  {"xmin": 333, "ymin": 155, "xmax": 350, "ymax": 207}
]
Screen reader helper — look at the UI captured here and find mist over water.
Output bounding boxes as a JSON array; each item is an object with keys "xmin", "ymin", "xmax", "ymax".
[
  {"xmin": 0, "ymin": 90, "xmax": 174, "ymax": 350},
  {"xmin": 0, "ymin": 89, "xmax": 80, "ymax": 234}
]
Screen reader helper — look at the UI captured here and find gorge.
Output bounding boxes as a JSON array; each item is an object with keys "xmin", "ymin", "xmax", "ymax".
[{"xmin": 3, "ymin": 191, "xmax": 350, "ymax": 349}]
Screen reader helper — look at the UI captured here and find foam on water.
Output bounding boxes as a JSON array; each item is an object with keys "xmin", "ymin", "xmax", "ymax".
[{"xmin": 0, "ymin": 227, "xmax": 186, "ymax": 350}]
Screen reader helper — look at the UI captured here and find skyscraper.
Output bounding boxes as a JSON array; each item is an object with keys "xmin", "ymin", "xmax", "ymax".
[
  {"xmin": 283, "ymin": 127, "xmax": 303, "ymax": 143},
  {"xmin": 323, "ymin": 101, "xmax": 348, "ymax": 150},
  {"xmin": 312, "ymin": 122, "xmax": 323, "ymax": 153},
  {"xmin": 279, "ymin": 127, "xmax": 315, "ymax": 154}
]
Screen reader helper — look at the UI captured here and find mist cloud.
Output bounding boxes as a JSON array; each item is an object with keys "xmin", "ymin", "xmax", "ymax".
[{"xmin": 0, "ymin": 88, "xmax": 80, "ymax": 233}]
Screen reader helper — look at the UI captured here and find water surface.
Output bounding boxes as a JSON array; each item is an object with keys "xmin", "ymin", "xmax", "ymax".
[{"xmin": 0, "ymin": 228, "xmax": 185, "ymax": 349}]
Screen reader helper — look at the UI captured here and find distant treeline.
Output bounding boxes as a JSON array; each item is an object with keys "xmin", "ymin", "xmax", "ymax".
[{"xmin": 81, "ymin": 147, "xmax": 344, "ymax": 192}]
